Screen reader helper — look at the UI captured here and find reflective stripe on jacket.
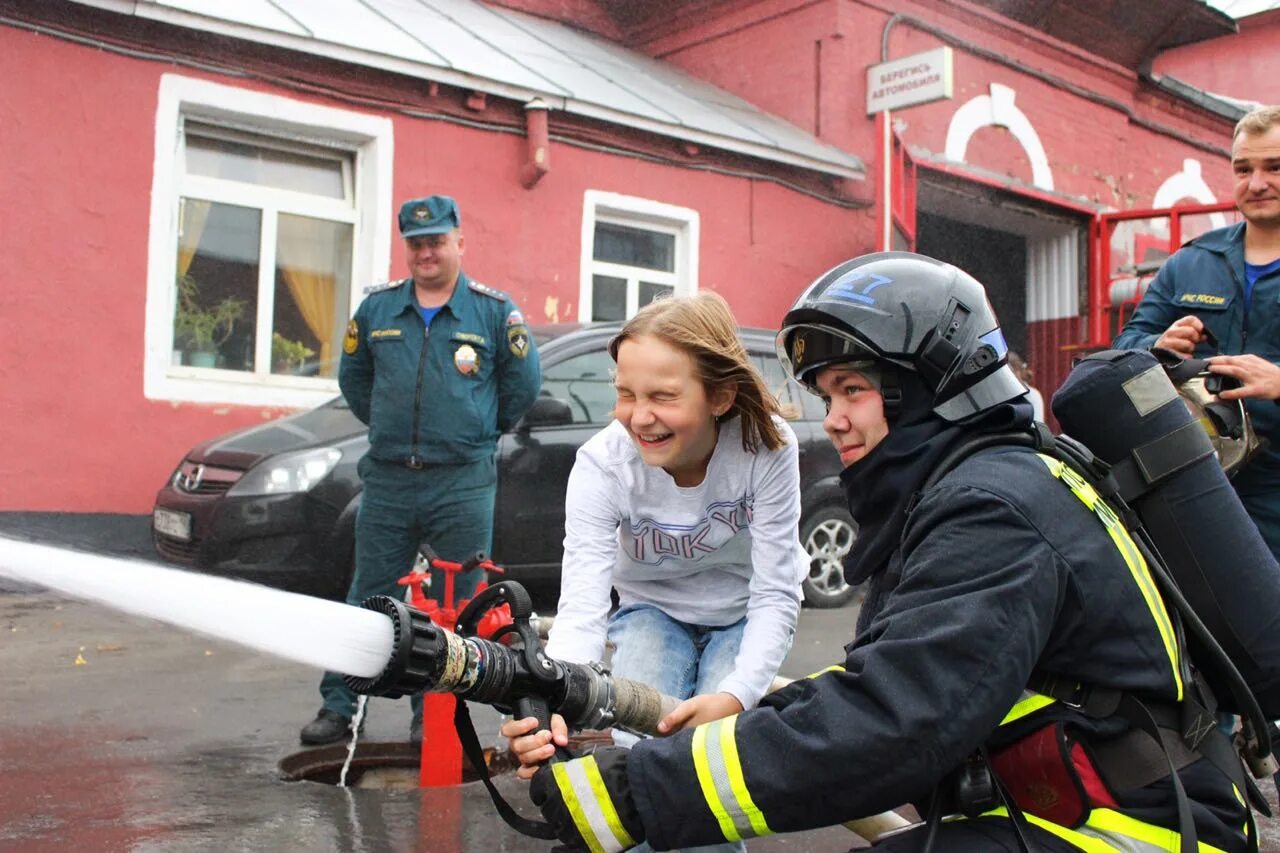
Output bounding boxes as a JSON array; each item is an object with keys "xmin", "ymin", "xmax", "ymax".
[{"xmin": 627, "ymin": 445, "xmax": 1248, "ymax": 852}]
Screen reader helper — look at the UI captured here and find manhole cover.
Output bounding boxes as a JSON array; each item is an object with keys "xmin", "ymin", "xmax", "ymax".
[
  {"xmin": 278, "ymin": 741, "xmax": 516, "ymax": 788},
  {"xmin": 278, "ymin": 731, "xmax": 614, "ymax": 789}
]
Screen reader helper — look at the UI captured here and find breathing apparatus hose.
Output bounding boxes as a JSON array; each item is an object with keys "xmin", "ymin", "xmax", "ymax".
[
  {"xmin": 1048, "ymin": 433, "xmax": 1274, "ymax": 766},
  {"xmin": 932, "ymin": 428, "xmax": 1273, "ymax": 766}
]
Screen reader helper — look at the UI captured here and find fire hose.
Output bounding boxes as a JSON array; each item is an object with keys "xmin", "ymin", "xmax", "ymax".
[{"xmin": 343, "ymin": 580, "xmax": 910, "ymax": 844}]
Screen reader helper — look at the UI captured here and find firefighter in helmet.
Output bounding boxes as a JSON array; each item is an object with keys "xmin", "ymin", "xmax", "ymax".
[{"xmin": 511, "ymin": 252, "xmax": 1253, "ymax": 852}]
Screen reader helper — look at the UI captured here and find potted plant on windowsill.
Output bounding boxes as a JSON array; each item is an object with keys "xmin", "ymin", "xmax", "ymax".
[
  {"xmin": 174, "ymin": 273, "xmax": 246, "ymax": 368},
  {"xmin": 272, "ymin": 333, "xmax": 316, "ymax": 375}
]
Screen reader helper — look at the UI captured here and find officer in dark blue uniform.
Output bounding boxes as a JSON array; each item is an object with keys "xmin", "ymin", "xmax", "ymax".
[
  {"xmin": 1115, "ymin": 106, "xmax": 1280, "ymax": 565},
  {"xmin": 301, "ymin": 195, "xmax": 541, "ymax": 745}
]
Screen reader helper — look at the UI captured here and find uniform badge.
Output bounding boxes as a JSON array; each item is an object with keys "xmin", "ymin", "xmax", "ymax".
[
  {"xmin": 507, "ymin": 325, "xmax": 530, "ymax": 359},
  {"xmin": 343, "ymin": 320, "xmax": 359, "ymax": 355},
  {"xmin": 454, "ymin": 344, "xmax": 479, "ymax": 375},
  {"xmin": 506, "ymin": 309, "xmax": 525, "ymax": 327}
]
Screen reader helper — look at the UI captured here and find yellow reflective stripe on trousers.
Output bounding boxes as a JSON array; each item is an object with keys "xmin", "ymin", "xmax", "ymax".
[
  {"xmin": 1036, "ymin": 455, "xmax": 1183, "ymax": 700},
  {"xmin": 551, "ymin": 756, "xmax": 637, "ymax": 853},
  {"xmin": 980, "ymin": 806, "xmax": 1229, "ymax": 852},
  {"xmin": 690, "ymin": 716, "xmax": 773, "ymax": 842}
]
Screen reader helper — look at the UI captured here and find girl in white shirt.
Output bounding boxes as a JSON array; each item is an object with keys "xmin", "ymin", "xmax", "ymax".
[{"xmin": 503, "ymin": 292, "xmax": 806, "ymax": 787}]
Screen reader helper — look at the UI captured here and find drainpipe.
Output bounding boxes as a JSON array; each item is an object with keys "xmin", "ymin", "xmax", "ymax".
[{"xmin": 520, "ymin": 98, "xmax": 550, "ymax": 189}]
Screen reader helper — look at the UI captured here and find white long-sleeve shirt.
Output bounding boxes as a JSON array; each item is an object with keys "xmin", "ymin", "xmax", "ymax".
[{"xmin": 545, "ymin": 415, "xmax": 806, "ymax": 710}]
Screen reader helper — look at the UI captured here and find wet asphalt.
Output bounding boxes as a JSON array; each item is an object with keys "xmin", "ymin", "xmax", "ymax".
[
  {"xmin": 0, "ymin": 515, "xmax": 861, "ymax": 852},
  {"xmin": 2, "ymin": 516, "xmax": 1277, "ymax": 851}
]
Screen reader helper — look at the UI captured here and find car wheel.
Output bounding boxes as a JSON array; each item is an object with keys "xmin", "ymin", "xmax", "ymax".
[{"xmin": 800, "ymin": 505, "xmax": 860, "ymax": 608}]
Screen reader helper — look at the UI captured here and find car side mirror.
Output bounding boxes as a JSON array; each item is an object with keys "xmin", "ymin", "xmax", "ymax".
[{"xmin": 519, "ymin": 395, "xmax": 574, "ymax": 430}]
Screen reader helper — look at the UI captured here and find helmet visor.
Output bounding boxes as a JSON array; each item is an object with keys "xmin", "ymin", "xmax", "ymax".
[{"xmin": 777, "ymin": 324, "xmax": 880, "ymax": 387}]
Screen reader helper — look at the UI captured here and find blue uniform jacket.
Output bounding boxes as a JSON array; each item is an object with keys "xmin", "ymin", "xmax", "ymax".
[
  {"xmin": 1114, "ymin": 222, "xmax": 1280, "ymax": 545},
  {"xmin": 627, "ymin": 446, "xmax": 1248, "ymax": 851},
  {"xmin": 338, "ymin": 272, "xmax": 541, "ymax": 464}
]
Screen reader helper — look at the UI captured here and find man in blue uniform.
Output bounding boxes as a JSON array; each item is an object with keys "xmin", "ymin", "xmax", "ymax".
[
  {"xmin": 1115, "ymin": 105, "xmax": 1280, "ymax": 563},
  {"xmin": 511, "ymin": 253, "xmax": 1254, "ymax": 852},
  {"xmin": 301, "ymin": 195, "xmax": 541, "ymax": 745}
]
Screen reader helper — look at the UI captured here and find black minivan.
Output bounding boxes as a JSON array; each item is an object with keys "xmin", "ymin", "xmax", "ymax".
[{"xmin": 151, "ymin": 324, "xmax": 859, "ymax": 607}]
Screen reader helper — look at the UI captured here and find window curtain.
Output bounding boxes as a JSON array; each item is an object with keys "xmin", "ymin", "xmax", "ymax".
[
  {"xmin": 177, "ymin": 198, "xmax": 212, "ymax": 278},
  {"xmin": 277, "ymin": 215, "xmax": 337, "ymax": 376}
]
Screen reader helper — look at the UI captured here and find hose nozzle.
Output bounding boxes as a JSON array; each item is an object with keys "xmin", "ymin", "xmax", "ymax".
[{"xmin": 343, "ymin": 595, "xmax": 466, "ymax": 698}]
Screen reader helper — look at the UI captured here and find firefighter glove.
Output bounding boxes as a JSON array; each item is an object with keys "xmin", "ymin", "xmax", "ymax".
[{"xmin": 529, "ymin": 747, "xmax": 645, "ymax": 852}]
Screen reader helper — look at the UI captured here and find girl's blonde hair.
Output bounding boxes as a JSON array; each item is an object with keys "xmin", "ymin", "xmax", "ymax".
[{"xmin": 608, "ymin": 292, "xmax": 785, "ymax": 453}]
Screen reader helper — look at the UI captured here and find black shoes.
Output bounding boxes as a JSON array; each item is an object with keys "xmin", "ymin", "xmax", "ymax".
[{"xmin": 300, "ymin": 709, "xmax": 353, "ymax": 746}]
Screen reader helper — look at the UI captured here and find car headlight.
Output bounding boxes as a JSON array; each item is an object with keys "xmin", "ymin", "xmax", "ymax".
[{"xmin": 226, "ymin": 448, "xmax": 342, "ymax": 497}]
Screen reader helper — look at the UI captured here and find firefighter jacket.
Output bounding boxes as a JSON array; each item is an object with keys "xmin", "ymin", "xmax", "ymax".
[
  {"xmin": 338, "ymin": 272, "xmax": 541, "ymax": 465},
  {"xmin": 625, "ymin": 444, "xmax": 1250, "ymax": 851},
  {"xmin": 1114, "ymin": 221, "xmax": 1280, "ymax": 560}
]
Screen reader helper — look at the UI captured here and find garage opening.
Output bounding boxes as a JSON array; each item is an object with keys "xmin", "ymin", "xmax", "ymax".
[{"xmin": 915, "ymin": 173, "xmax": 1090, "ymax": 413}]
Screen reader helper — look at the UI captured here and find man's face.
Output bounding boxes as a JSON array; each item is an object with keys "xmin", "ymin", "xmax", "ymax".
[
  {"xmin": 1232, "ymin": 125, "xmax": 1280, "ymax": 229},
  {"xmin": 404, "ymin": 230, "xmax": 464, "ymax": 289},
  {"xmin": 814, "ymin": 364, "xmax": 890, "ymax": 469}
]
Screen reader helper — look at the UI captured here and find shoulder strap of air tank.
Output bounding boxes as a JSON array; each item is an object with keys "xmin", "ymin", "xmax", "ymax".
[
  {"xmin": 920, "ymin": 423, "xmax": 1052, "ymax": 493},
  {"xmin": 1106, "ymin": 419, "xmax": 1217, "ymax": 504}
]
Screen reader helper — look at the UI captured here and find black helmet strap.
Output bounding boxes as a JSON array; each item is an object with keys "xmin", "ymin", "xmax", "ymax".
[
  {"xmin": 881, "ymin": 365, "xmax": 902, "ymax": 421},
  {"xmin": 918, "ymin": 301, "xmax": 971, "ymax": 390}
]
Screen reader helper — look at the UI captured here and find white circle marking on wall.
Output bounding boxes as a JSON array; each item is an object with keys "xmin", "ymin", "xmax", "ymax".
[{"xmin": 944, "ymin": 83, "xmax": 1054, "ymax": 191}]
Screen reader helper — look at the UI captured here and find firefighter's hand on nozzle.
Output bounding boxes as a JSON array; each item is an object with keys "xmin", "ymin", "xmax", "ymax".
[
  {"xmin": 530, "ymin": 748, "xmax": 643, "ymax": 852},
  {"xmin": 502, "ymin": 713, "xmax": 569, "ymax": 780},
  {"xmin": 1155, "ymin": 315, "xmax": 1208, "ymax": 356},
  {"xmin": 657, "ymin": 691, "xmax": 744, "ymax": 734},
  {"xmin": 1207, "ymin": 354, "xmax": 1280, "ymax": 401}
]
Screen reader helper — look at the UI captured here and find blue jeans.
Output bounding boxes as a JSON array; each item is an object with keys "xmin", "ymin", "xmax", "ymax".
[{"xmin": 606, "ymin": 604, "xmax": 747, "ymax": 853}]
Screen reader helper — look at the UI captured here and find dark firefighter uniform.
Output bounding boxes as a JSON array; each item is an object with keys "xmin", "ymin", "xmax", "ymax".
[
  {"xmin": 554, "ymin": 444, "xmax": 1252, "ymax": 851},
  {"xmin": 317, "ymin": 271, "xmax": 540, "ymax": 722}
]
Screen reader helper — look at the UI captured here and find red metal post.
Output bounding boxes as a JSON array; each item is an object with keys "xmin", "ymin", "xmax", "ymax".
[
  {"xmin": 419, "ymin": 693, "xmax": 462, "ymax": 787},
  {"xmin": 395, "ymin": 552, "xmax": 502, "ymax": 788}
]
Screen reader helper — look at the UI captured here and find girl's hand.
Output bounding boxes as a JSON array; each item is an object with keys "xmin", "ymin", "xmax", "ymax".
[
  {"xmin": 657, "ymin": 692, "xmax": 745, "ymax": 734},
  {"xmin": 501, "ymin": 713, "xmax": 570, "ymax": 780}
]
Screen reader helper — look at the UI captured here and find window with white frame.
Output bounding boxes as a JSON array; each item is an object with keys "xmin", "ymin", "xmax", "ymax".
[
  {"xmin": 580, "ymin": 191, "xmax": 698, "ymax": 321},
  {"xmin": 146, "ymin": 75, "xmax": 393, "ymax": 408}
]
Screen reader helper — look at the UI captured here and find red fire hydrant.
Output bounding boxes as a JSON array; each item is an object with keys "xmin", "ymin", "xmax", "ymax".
[{"xmin": 395, "ymin": 547, "xmax": 510, "ymax": 787}]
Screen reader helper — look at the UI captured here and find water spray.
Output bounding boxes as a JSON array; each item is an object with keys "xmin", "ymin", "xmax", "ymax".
[
  {"xmin": 0, "ymin": 538, "xmax": 670, "ymax": 735},
  {"xmin": 0, "ymin": 537, "xmax": 394, "ymax": 678},
  {"xmin": 0, "ymin": 536, "xmax": 909, "ymax": 843}
]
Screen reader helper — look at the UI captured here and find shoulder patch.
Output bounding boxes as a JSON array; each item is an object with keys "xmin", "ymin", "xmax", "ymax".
[
  {"xmin": 363, "ymin": 279, "xmax": 402, "ymax": 295},
  {"xmin": 468, "ymin": 280, "xmax": 508, "ymax": 301},
  {"xmin": 1176, "ymin": 293, "xmax": 1228, "ymax": 306}
]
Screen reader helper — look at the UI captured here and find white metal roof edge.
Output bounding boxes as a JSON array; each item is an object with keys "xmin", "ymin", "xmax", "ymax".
[
  {"xmin": 62, "ymin": 0, "xmax": 865, "ymax": 181},
  {"xmin": 567, "ymin": 100, "xmax": 866, "ymax": 180},
  {"xmin": 128, "ymin": 1, "xmax": 564, "ymax": 104}
]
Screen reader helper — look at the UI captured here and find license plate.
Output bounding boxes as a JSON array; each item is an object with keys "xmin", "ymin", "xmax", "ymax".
[{"xmin": 153, "ymin": 508, "xmax": 192, "ymax": 541}]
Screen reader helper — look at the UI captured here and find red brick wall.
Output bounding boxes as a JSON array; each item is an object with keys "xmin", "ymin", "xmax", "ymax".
[
  {"xmin": 0, "ymin": 20, "xmax": 871, "ymax": 512},
  {"xmin": 1154, "ymin": 10, "xmax": 1280, "ymax": 106}
]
